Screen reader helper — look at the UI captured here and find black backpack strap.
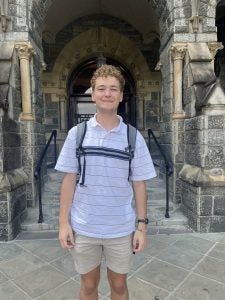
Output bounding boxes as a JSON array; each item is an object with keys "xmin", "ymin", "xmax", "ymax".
[
  {"xmin": 126, "ymin": 124, "xmax": 137, "ymax": 179},
  {"xmin": 76, "ymin": 121, "xmax": 87, "ymax": 185}
]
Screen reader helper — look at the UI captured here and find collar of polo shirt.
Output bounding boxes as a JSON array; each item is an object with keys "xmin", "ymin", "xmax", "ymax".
[{"xmin": 89, "ymin": 114, "xmax": 123, "ymax": 132}]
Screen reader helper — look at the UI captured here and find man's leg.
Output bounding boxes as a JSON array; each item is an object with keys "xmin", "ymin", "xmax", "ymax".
[
  {"xmin": 104, "ymin": 234, "xmax": 132, "ymax": 300},
  {"xmin": 107, "ymin": 268, "xmax": 129, "ymax": 300},
  {"xmin": 80, "ymin": 265, "xmax": 101, "ymax": 300}
]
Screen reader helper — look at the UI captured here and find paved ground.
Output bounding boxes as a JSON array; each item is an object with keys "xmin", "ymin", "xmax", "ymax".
[{"xmin": 1, "ymin": 231, "xmax": 225, "ymax": 299}]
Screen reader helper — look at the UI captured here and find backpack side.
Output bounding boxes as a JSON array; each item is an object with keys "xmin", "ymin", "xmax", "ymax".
[
  {"xmin": 76, "ymin": 121, "xmax": 87, "ymax": 175},
  {"xmin": 127, "ymin": 124, "xmax": 137, "ymax": 179},
  {"xmin": 127, "ymin": 124, "xmax": 137, "ymax": 157}
]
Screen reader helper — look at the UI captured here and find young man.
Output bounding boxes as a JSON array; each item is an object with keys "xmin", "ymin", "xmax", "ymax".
[{"xmin": 55, "ymin": 64, "xmax": 156, "ymax": 300}]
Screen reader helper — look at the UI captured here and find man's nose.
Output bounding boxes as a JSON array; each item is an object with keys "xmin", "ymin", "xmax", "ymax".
[{"xmin": 104, "ymin": 89, "xmax": 111, "ymax": 96}]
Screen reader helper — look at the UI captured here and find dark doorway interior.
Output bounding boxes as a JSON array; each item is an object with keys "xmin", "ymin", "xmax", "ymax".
[
  {"xmin": 67, "ymin": 57, "xmax": 136, "ymax": 130},
  {"xmin": 215, "ymin": 4, "xmax": 225, "ymax": 78}
]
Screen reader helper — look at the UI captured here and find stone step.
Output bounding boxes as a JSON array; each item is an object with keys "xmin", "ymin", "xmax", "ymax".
[
  {"xmin": 21, "ymin": 169, "xmax": 188, "ymax": 233},
  {"xmin": 21, "ymin": 206, "xmax": 188, "ymax": 232},
  {"xmin": 21, "ymin": 213, "xmax": 189, "ymax": 232}
]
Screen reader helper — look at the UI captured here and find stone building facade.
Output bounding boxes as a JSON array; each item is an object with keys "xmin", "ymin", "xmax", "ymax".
[{"xmin": 0, "ymin": 0, "xmax": 225, "ymax": 240}]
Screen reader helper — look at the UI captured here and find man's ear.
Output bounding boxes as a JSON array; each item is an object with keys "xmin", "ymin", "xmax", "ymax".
[
  {"xmin": 119, "ymin": 92, "xmax": 123, "ymax": 102},
  {"xmin": 91, "ymin": 92, "xmax": 96, "ymax": 103}
]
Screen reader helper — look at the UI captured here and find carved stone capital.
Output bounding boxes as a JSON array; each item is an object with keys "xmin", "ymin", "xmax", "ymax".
[
  {"xmin": 15, "ymin": 43, "xmax": 35, "ymax": 60},
  {"xmin": 208, "ymin": 42, "xmax": 224, "ymax": 60},
  {"xmin": 171, "ymin": 44, "xmax": 187, "ymax": 60}
]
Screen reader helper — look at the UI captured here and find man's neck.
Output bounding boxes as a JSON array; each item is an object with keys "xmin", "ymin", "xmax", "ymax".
[{"xmin": 96, "ymin": 112, "xmax": 119, "ymax": 131}]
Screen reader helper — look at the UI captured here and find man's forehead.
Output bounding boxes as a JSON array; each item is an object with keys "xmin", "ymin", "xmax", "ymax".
[{"xmin": 95, "ymin": 76, "xmax": 120, "ymax": 85}]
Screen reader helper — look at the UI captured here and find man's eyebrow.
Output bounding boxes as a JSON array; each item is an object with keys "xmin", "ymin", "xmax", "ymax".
[{"xmin": 96, "ymin": 84, "xmax": 119, "ymax": 88}]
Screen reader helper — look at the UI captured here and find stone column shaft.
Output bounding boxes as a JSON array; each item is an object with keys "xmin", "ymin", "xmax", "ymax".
[
  {"xmin": 59, "ymin": 98, "xmax": 66, "ymax": 131},
  {"xmin": 15, "ymin": 43, "xmax": 35, "ymax": 121},
  {"xmin": 171, "ymin": 44, "xmax": 187, "ymax": 119}
]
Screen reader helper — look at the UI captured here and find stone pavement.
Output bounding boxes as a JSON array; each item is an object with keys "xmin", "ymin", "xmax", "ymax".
[{"xmin": 1, "ymin": 231, "xmax": 225, "ymax": 299}]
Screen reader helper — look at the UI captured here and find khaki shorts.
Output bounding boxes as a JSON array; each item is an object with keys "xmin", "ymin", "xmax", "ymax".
[{"xmin": 70, "ymin": 233, "xmax": 133, "ymax": 275}]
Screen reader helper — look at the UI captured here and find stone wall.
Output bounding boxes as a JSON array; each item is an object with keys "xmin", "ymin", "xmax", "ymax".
[
  {"xmin": 0, "ymin": 41, "xmax": 29, "ymax": 241},
  {"xmin": 180, "ymin": 114, "xmax": 225, "ymax": 232},
  {"xmin": 0, "ymin": 117, "xmax": 28, "ymax": 241}
]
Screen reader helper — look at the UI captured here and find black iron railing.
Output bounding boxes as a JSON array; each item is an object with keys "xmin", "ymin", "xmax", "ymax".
[
  {"xmin": 148, "ymin": 129, "xmax": 173, "ymax": 218},
  {"xmin": 34, "ymin": 130, "xmax": 57, "ymax": 223},
  {"xmin": 74, "ymin": 113, "xmax": 94, "ymax": 124}
]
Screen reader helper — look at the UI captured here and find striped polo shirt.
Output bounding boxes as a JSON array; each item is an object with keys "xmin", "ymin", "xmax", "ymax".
[{"xmin": 55, "ymin": 115, "xmax": 156, "ymax": 238}]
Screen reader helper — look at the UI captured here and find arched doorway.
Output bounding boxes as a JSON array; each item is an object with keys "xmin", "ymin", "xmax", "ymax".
[{"xmin": 67, "ymin": 57, "xmax": 136, "ymax": 130}]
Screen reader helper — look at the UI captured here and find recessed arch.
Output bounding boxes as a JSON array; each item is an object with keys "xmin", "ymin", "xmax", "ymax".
[
  {"xmin": 43, "ymin": 27, "xmax": 153, "ymax": 90},
  {"xmin": 37, "ymin": 0, "xmax": 172, "ymax": 50}
]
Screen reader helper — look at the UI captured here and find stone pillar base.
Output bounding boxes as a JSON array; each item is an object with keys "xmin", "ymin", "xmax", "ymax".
[
  {"xmin": 172, "ymin": 112, "xmax": 186, "ymax": 119},
  {"xmin": 19, "ymin": 112, "xmax": 34, "ymax": 121},
  {"xmin": 180, "ymin": 164, "xmax": 225, "ymax": 232}
]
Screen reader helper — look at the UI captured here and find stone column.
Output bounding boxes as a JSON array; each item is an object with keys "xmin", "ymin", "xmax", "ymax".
[
  {"xmin": 15, "ymin": 42, "xmax": 35, "ymax": 121},
  {"xmin": 171, "ymin": 44, "xmax": 187, "ymax": 119},
  {"xmin": 59, "ymin": 97, "xmax": 66, "ymax": 131},
  {"xmin": 137, "ymin": 94, "xmax": 144, "ymax": 129}
]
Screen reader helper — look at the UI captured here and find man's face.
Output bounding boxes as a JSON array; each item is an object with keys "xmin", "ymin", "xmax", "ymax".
[{"xmin": 92, "ymin": 76, "xmax": 123, "ymax": 114}]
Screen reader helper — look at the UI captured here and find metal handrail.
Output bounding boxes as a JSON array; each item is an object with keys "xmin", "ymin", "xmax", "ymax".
[
  {"xmin": 148, "ymin": 129, "xmax": 173, "ymax": 218},
  {"xmin": 34, "ymin": 130, "xmax": 57, "ymax": 223}
]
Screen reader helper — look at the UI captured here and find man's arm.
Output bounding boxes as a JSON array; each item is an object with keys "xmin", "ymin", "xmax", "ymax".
[
  {"xmin": 132, "ymin": 180, "xmax": 148, "ymax": 253},
  {"xmin": 58, "ymin": 173, "xmax": 77, "ymax": 249}
]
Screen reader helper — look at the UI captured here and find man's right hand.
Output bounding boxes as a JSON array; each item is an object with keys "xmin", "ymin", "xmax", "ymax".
[{"xmin": 58, "ymin": 223, "xmax": 75, "ymax": 249}]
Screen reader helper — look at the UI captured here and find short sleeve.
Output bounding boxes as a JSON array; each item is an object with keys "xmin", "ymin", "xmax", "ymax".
[
  {"xmin": 55, "ymin": 126, "xmax": 79, "ymax": 174},
  {"xmin": 130, "ymin": 130, "xmax": 157, "ymax": 181}
]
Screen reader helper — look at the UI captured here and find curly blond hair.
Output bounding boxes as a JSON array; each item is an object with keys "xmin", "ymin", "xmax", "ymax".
[{"xmin": 91, "ymin": 64, "xmax": 125, "ymax": 91}]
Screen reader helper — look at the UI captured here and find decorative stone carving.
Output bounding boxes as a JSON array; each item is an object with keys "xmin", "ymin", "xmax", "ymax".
[
  {"xmin": 189, "ymin": 16, "xmax": 203, "ymax": 34},
  {"xmin": 0, "ymin": 0, "xmax": 10, "ymax": 32},
  {"xmin": 208, "ymin": 42, "xmax": 224, "ymax": 62},
  {"xmin": 15, "ymin": 43, "xmax": 35, "ymax": 61},
  {"xmin": 189, "ymin": 0, "xmax": 202, "ymax": 33},
  {"xmin": 15, "ymin": 42, "xmax": 35, "ymax": 121},
  {"xmin": 171, "ymin": 43, "xmax": 187, "ymax": 119},
  {"xmin": 155, "ymin": 61, "xmax": 162, "ymax": 71},
  {"xmin": 186, "ymin": 42, "xmax": 225, "ymax": 113},
  {"xmin": 0, "ymin": 97, "xmax": 8, "ymax": 111}
]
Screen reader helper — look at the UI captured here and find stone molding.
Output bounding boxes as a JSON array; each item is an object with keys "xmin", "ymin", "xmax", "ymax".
[
  {"xmin": 179, "ymin": 164, "xmax": 225, "ymax": 187},
  {"xmin": 0, "ymin": 168, "xmax": 28, "ymax": 192}
]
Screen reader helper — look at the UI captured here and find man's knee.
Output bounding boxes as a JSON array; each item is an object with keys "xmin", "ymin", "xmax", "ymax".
[
  {"xmin": 111, "ymin": 280, "xmax": 127, "ymax": 295},
  {"xmin": 81, "ymin": 284, "xmax": 97, "ymax": 296},
  {"xmin": 80, "ymin": 268, "xmax": 100, "ymax": 295},
  {"xmin": 108, "ymin": 274, "xmax": 128, "ymax": 295}
]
